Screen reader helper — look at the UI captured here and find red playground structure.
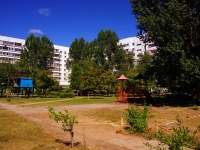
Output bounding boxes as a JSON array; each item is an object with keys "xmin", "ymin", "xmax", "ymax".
[
  {"xmin": 116, "ymin": 74, "xmax": 153, "ymax": 104},
  {"xmin": 116, "ymin": 74, "xmax": 129, "ymax": 103}
]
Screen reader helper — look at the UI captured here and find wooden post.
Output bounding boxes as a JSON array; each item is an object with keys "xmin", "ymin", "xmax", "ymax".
[{"xmin": 121, "ymin": 117, "xmax": 124, "ymax": 132}]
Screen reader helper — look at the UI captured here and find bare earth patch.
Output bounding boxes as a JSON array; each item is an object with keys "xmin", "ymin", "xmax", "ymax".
[{"xmin": 0, "ymin": 102, "xmax": 199, "ymax": 149}]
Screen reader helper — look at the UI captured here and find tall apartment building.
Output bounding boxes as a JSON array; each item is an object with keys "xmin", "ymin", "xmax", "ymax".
[
  {"xmin": 119, "ymin": 36, "xmax": 156, "ymax": 61},
  {"xmin": 0, "ymin": 35, "xmax": 69, "ymax": 87}
]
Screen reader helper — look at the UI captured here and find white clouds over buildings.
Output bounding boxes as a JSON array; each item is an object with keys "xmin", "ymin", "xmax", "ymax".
[
  {"xmin": 28, "ymin": 29, "xmax": 44, "ymax": 34},
  {"xmin": 38, "ymin": 8, "xmax": 50, "ymax": 17}
]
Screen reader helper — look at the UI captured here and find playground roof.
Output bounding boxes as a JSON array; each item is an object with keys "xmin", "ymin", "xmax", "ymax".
[{"xmin": 117, "ymin": 74, "xmax": 128, "ymax": 80}]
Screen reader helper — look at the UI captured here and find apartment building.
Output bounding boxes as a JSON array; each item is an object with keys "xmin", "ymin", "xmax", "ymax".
[
  {"xmin": 0, "ymin": 35, "xmax": 69, "ymax": 87},
  {"xmin": 119, "ymin": 36, "xmax": 156, "ymax": 61}
]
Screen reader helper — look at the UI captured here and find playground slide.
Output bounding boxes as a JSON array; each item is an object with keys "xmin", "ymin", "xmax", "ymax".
[{"xmin": 141, "ymin": 89, "xmax": 152, "ymax": 100}]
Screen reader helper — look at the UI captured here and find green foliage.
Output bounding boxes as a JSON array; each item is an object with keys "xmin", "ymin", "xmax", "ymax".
[
  {"xmin": 195, "ymin": 143, "xmax": 200, "ymax": 150},
  {"xmin": 66, "ymin": 37, "xmax": 86, "ymax": 69},
  {"xmin": 80, "ymin": 66, "xmax": 116, "ymax": 94},
  {"xmin": 47, "ymin": 106, "xmax": 78, "ymax": 147},
  {"xmin": 189, "ymin": 105, "xmax": 199, "ymax": 110},
  {"xmin": 20, "ymin": 34, "xmax": 54, "ymax": 71},
  {"xmin": 145, "ymin": 115, "xmax": 200, "ymax": 150},
  {"xmin": 130, "ymin": 0, "xmax": 200, "ymax": 92},
  {"xmin": 47, "ymin": 106, "xmax": 78, "ymax": 132},
  {"xmin": 59, "ymin": 93, "xmax": 74, "ymax": 98},
  {"xmin": 125, "ymin": 104, "xmax": 150, "ymax": 133},
  {"xmin": 0, "ymin": 63, "xmax": 14, "ymax": 97},
  {"xmin": 136, "ymin": 53, "xmax": 152, "ymax": 76},
  {"xmin": 35, "ymin": 70, "xmax": 58, "ymax": 96},
  {"xmin": 67, "ymin": 29, "xmax": 135, "ymax": 75}
]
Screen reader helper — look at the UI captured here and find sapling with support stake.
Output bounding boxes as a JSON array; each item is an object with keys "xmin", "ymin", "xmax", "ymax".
[{"xmin": 47, "ymin": 106, "xmax": 78, "ymax": 148}]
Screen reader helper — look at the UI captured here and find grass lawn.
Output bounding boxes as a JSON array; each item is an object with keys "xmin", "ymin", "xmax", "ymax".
[
  {"xmin": 0, "ymin": 108, "xmax": 66, "ymax": 150},
  {"xmin": 0, "ymin": 96, "xmax": 116, "ymax": 107}
]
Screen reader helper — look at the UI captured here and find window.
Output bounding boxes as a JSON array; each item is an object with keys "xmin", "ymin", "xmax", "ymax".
[
  {"xmin": 132, "ymin": 43, "xmax": 135, "ymax": 46},
  {"xmin": 132, "ymin": 48, "xmax": 135, "ymax": 51},
  {"xmin": 137, "ymin": 44, "xmax": 141, "ymax": 46},
  {"xmin": 15, "ymin": 43, "xmax": 22, "ymax": 47},
  {"xmin": 137, "ymin": 49, "xmax": 141, "ymax": 51},
  {"xmin": 123, "ymin": 43, "xmax": 129, "ymax": 47},
  {"xmin": 126, "ymin": 49, "xmax": 128, "ymax": 52}
]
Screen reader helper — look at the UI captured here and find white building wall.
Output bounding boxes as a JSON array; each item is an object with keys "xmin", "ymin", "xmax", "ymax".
[
  {"xmin": 119, "ymin": 36, "xmax": 156, "ymax": 60},
  {"xmin": 0, "ymin": 35, "xmax": 70, "ymax": 87},
  {"xmin": 54, "ymin": 45, "xmax": 69, "ymax": 87}
]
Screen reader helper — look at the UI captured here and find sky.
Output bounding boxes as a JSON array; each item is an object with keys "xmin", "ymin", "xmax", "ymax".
[{"xmin": 0, "ymin": 0, "xmax": 138, "ymax": 47}]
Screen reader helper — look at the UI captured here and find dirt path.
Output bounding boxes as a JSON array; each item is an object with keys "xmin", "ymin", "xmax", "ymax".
[{"xmin": 0, "ymin": 102, "xmax": 158, "ymax": 150}]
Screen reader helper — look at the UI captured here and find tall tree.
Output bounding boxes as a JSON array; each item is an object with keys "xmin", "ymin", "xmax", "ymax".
[
  {"xmin": 130, "ymin": 0, "xmax": 200, "ymax": 92},
  {"xmin": 69, "ymin": 60, "xmax": 96, "ymax": 91},
  {"xmin": 0, "ymin": 63, "xmax": 14, "ymax": 96},
  {"xmin": 35, "ymin": 70, "xmax": 57, "ymax": 96},
  {"xmin": 20, "ymin": 34, "xmax": 54, "ymax": 71},
  {"xmin": 136, "ymin": 53, "xmax": 152, "ymax": 76},
  {"xmin": 66, "ymin": 37, "xmax": 86, "ymax": 69},
  {"xmin": 94, "ymin": 29, "xmax": 121, "ymax": 71}
]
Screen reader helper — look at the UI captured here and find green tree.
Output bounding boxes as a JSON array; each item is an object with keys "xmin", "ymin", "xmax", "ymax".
[
  {"xmin": 136, "ymin": 53, "xmax": 152, "ymax": 76},
  {"xmin": 69, "ymin": 59, "xmax": 96, "ymax": 91},
  {"xmin": 80, "ymin": 66, "xmax": 102, "ymax": 95},
  {"xmin": 94, "ymin": 29, "xmax": 122, "ymax": 71},
  {"xmin": 130, "ymin": 0, "xmax": 200, "ymax": 93},
  {"xmin": 0, "ymin": 63, "xmax": 14, "ymax": 97},
  {"xmin": 47, "ymin": 106, "xmax": 78, "ymax": 148},
  {"xmin": 69, "ymin": 63, "xmax": 82, "ymax": 91},
  {"xmin": 20, "ymin": 34, "xmax": 54, "ymax": 71},
  {"xmin": 100, "ymin": 70, "xmax": 116, "ymax": 95},
  {"xmin": 66, "ymin": 37, "xmax": 86, "ymax": 69},
  {"xmin": 35, "ymin": 70, "xmax": 57, "ymax": 96}
]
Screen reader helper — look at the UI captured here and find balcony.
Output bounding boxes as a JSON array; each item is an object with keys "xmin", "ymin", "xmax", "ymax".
[{"xmin": 54, "ymin": 49, "xmax": 60, "ymax": 54}]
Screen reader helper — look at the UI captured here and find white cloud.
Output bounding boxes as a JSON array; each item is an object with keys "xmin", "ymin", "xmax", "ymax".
[
  {"xmin": 38, "ymin": 8, "xmax": 50, "ymax": 17},
  {"xmin": 28, "ymin": 29, "xmax": 44, "ymax": 34}
]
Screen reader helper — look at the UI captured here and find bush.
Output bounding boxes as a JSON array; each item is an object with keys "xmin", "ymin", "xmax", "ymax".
[
  {"xmin": 190, "ymin": 105, "xmax": 199, "ymax": 110},
  {"xmin": 125, "ymin": 104, "xmax": 150, "ymax": 134},
  {"xmin": 59, "ymin": 93, "xmax": 74, "ymax": 98},
  {"xmin": 145, "ymin": 115, "xmax": 200, "ymax": 150}
]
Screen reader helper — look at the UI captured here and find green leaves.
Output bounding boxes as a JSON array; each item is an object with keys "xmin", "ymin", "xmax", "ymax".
[
  {"xmin": 47, "ymin": 106, "xmax": 78, "ymax": 132},
  {"xmin": 125, "ymin": 104, "xmax": 150, "ymax": 134},
  {"xmin": 20, "ymin": 34, "xmax": 54, "ymax": 71},
  {"xmin": 130, "ymin": 0, "xmax": 200, "ymax": 91}
]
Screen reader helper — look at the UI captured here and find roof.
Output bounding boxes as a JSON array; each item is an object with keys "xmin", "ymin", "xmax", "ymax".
[{"xmin": 117, "ymin": 74, "xmax": 128, "ymax": 80}]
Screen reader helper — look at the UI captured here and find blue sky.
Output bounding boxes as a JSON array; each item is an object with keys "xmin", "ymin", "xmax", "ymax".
[{"xmin": 0, "ymin": 0, "xmax": 138, "ymax": 47}]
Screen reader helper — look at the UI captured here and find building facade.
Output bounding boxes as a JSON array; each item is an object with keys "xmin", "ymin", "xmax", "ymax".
[
  {"xmin": 0, "ymin": 35, "xmax": 156, "ymax": 87},
  {"xmin": 119, "ymin": 36, "xmax": 156, "ymax": 62},
  {"xmin": 0, "ymin": 35, "xmax": 70, "ymax": 87}
]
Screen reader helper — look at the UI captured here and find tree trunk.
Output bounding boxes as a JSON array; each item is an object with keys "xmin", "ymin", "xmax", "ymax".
[{"xmin": 70, "ymin": 131, "xmax": 74, "ymax": 148}]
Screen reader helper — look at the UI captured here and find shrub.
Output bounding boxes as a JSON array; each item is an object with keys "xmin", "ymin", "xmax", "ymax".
[
  {"xmin": 190, "ymin": 105, "xmax": 199, "ymax": 110},
  {"xmin": 145, "ymin": 115, "xmax": 200, "ymax": 150},
  {"xmin": 125, "ymin": 104, "xmax": 150, "ymax": 134},
  {"xmin": 59, "ymin": 93, "xmax": 74, "ymax": 98},
  {"xmin": 47, "ymin": 106, "xmax": 78, "ymax": 147}
]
